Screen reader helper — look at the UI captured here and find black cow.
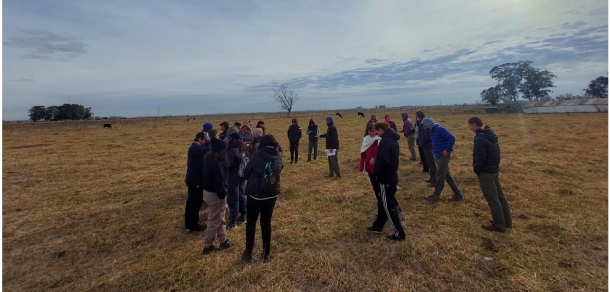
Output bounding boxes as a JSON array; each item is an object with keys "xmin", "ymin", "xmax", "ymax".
[
  {"xmin": 336, "ymin": 112, "xmax": 343, "ymax": 118},
  {"xmin": 103, "ymin": 124, "xmax": 112, "ymax": 129},
  {"xmin": 357, "ymin": 112, "xmax": 365, "ymax": 118}
]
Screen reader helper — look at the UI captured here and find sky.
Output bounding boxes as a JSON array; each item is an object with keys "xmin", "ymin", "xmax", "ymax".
[{"xmin": 2, "ymin": 0, "xmax": 608, "ymax": 120}]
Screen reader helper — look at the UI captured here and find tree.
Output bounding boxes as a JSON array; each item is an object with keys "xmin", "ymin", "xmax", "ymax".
[
  {"xmin": 480, "ymin": 86, "xmax": 502, "ymax": 105},
  {"xmin": 584, "ymin": 76, "xmax": 608, "ymax": 98},
  {"xmin": 29, "ymin": 106, "xmax": 47, "ymax": 121},
  {"xmin": 519, "ymin": 66, "xmax": 556, "ymax": 101},
  {"xmin": 488, "ymin": 60, "xmax": 556, "ymax": 102},
  {"xmin": 272, "ymin": 84, "xmax": 299, "ymax": 117}
]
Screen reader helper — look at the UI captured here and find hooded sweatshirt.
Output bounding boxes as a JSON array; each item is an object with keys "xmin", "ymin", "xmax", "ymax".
[
  {"xmin": 400, "ymin": 113, "xmax": 414, "ymax": 138},
  {"xmin": 287, "ymin": 122, "xmax": 302, "ymax": 144},
  {"xmin": 223, "ymin": 126, "xmax": 240, "ymax": 144},
  {"xmin": 240, "ymin": 126, "xmax": 253, "ymax": 143},
  {"xmin": 306, "ymin": 119, "xmax": 320, "ymax": 141},
  {"xmin": 243, "ymin": 146, "xmax": 283, "ymax": 200},
  {"xmin": 374, "ymin": 129, "xmax": 400, "ymax": 184},
  {"xmin": 360, "ymin": 136, "xmax": 381, "ymax": 174},
  {"xmin": 473, "ymin": 126, "xmax": 501, "ymax": 174}
]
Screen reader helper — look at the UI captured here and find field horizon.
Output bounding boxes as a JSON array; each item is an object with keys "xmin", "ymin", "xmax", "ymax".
[{"xmin": 3, "ymin": 107, "xmax": 608, "ymax": 291}]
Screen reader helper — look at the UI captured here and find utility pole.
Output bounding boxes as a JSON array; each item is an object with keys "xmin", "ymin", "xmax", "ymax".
[{"xmin": 158, "ymin": 107, "xmax": 159, "ymax": 117}]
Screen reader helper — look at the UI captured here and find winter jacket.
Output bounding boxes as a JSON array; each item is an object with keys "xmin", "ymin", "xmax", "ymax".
[
  {"xmin": 202, "ymin": 159, "xmax": 229, "ymax": 199},
  {"xmin": 243, "ymin": 146, "xmax": 283, "ymax": 200},
  {"xmin": 287, "ymin": 124, "xmax": 302, "ymax": 144},
  {"xmin": 227, "ymin": 144, "xmax": 243, "ymax": 177},
  {"xmin": 374, "ymin": 129, "xmax": 400, "ymax": 184},
  {"xmin": 417, "ymin": 118, "xmax": 432, "ymax": 148},
  {"xmin": 223, "ymin": 126, "xmax": 239, "ymax": 144},
  {"xmin": 320, "ymin": 122, "xmax": 340, "ymax": 150},
  {"xmin": 386, "ymin": 120, "xmax": 398, "ymax": 133},
  {"xmin": 473, "ymin": 126, "xmax": 501, "ymax": 174},
  {"xmin": 240, "ymin": 128, "xmax": 253, "ymax": 143},
  {"xmin": 400, "ymin": 113, "xmax": 414, "ymax": 138},
  {"xmin": 185, "ymin": 142, "xmax": 208, "ymax": 186},
  {"xmin": 360, "ymin": 140, "xmax": 379, "ymax": 174},
  {"xmin": 430, "ymin": 124, "xmax": 456, "ymax": 159},
  {"xmin": 307, "ymin": 119, "xmax": 320, "ymax": 141}
]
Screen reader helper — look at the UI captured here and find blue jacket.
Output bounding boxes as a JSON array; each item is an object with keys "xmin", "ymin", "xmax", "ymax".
[{"xmin": 430, "ymin": 124, "xmax": 455, "ymax": 159}]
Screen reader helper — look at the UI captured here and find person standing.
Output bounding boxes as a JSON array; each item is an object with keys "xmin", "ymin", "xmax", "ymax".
[
  {"xmin": 368, "ymin": 121, "xmax": 406, "ymax": 241},
  {"xmin": 241, "ymin": 135, "xmax": 284, "ymax": 263},
  {"xmin": 417, "ymin": 111, "xmax": 436, "ymax": 184},
  {"xmin": 360, "ymin": 127, "xmax": 381, "ymax": 218},
  {"xmin": 202, "ymin": 122, "xmax": 214, "ymax": 133},
  {"xmin": 287, "ymin": 118, "xmax": 302, "ymax": 164},
  {"xmin": 364, "ymin": 114, "xmax": 378, "ymax": 136},
  {"xmin": 256, "ymin": 120, "xmax": 266, "ymax": 135},
  {"xmin": 219, "ymin": 122, "xmax": 230, "ymax": 141},
  {"xmin": 320, "ymin": 116, "xmax": 341, "ymax": 179},
  {"xmin": 201, "ymin": 138, "xmax": 236, "ymax": 254},
  {"xmin": 400, "ymin": 112, "xmax": 417, "ymax": 161},
  {"xmin": 306, "ymin": 119, "xmax": 320, "ymax": 161},
  {"xmin": 468, "ymin": 116, "xmax": 512, "ymax": 232},
  {"xmin": 223, "ymin": 122, "xmax": 240, "ymax": 144},
  {"xmin": 421, "ymin": 117, "xmax": 464, "ymax": 203},
  {"xmin": 414, "ymin": 111, "xmax": 429, "ymax": 172},
  {"xmin": 184, "ymin": 132, "xmax": 210, "ymax": 232},
  {"xmin": 226, "ymin": 133, "xmax": 247, "ymax": 230},
  {"xmin": 249, "ymin": 128, "xmax": 264, "ymax": 157},
  {"xmin": 384, "ymin": 115, "xmax": 398, "ymax": 133},
  {"xmin": 240, "ymin": 121, "xmax": 253, "ymax": 144}
]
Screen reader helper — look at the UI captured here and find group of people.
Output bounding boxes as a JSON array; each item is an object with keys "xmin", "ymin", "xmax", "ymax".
[
  {"xmin": 184, "ymin": 111, "xmax": 513, "ymax": 263},
  {"xmin": 185, "ymin": 120, "xmax": 283, "ymax": 263},
  {"xmin": 359, "ymin": 111, "xmax": 512, "ymax": 238}
]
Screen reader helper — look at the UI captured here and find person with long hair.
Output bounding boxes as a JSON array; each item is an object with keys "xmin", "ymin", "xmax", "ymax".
[
  {"xmin": 201, "ymin": 138, "xmax": 236, "ymax": 254},
  {"xmin": 249, "ymin": 128, "xmax": 264, "ymax": 157},
  {"xmin": 241, "ymin": 135, "xmax": 283, "ymax": 263},
  {"xmin": 226, "ymin": 133, "xmax": 247, "ymax": 230}
]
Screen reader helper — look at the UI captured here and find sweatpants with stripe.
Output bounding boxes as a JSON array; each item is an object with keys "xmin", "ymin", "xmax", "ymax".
[{"xmin": 373, "ymin": 183, "xmax": 406, "ymax": 237}]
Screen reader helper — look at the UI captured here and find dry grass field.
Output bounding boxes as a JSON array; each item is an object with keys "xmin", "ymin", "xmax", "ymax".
[{"xmin": 2, "ymin": 108, "xmax": 608, "ymax": 291}]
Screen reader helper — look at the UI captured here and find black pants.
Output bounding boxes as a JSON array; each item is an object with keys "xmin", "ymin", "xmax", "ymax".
[
  {"xmin": 368, "ymin": 173, "xmax": 380, "ymax": 195},
  {"xmin": 289, "ymin": 143, "xmax": 299, "ymax": 162},
  {"xmin": 373, "ymin": 182, "xmax": 405, "ymax": 238},
  {"xmin": 185, "ymin": 183, "xmax": 203, "ymax": 229},
  {"xmin": 245, "ymin": 197, "xmax": 277, "ymax": 256},
  {"xmin": 418, "ymin": 146, "xmax": 429, "ymax": 171}
]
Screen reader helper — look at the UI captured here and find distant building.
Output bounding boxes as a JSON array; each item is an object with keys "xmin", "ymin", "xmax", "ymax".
[{"xmin": 522, "ymin": 99, "xmax": 608, "ymax": 114}]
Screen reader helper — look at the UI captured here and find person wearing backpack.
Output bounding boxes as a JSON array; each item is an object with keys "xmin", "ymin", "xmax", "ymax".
[
  {"xmin": 226, "ymin": 133, "xmax": 247, "ymax": 230},
  {"xmin": 241, "ymin": 135, "xmax": 283, "ymax": 263},
  {"xmin": 201, "ymin": 138, "xmax": 236, "ymax": 255}
]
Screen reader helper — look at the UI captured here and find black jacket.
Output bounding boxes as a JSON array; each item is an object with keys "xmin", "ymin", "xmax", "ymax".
[
  {"xmin": 244, "ymin": 146, "xmax": 283, "ymax": 199},
  {"xmin": 418, "ymin": 117, "xmax": 432, "ymax": 148},
  {"xmin": 307, "ymin": 119, "xmax": 319, "ymax": 141},
  {"xmin": 202, "ymin": 159, "xmax": 229, "ymax": 199},
  {"xmin": 374, "ymin": 129, "xmax": 400, "ymax": 184},
  {"xmin": 388, "ymin": 120, "xmax": 398, "ymax": 133},
  {"xmin": 227, "ymin": 145, "xmax": 242, "ymax": 177},
  {"xmin": 185, "ymin": 142, "xmax": 208, "ymax": 186},
  {"xmin": 473, "ymin": 126, "xmax": 501, "ymax": 174},
  {"xmin": 320, "ymin": 123, "xmax": 340, "ymax": 150},
  {"xmin": 287, "ymin": 124, "xmax": 302, "ymax": 144}
]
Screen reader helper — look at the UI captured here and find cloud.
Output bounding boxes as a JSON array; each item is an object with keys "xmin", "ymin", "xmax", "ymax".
[
  {"xmin": 4, "ymin": 76, "xmax": 36, "ymax": 82},
  {"xmin": 3, "ymin": 29, "xmax": 88, "ymax": 61}
]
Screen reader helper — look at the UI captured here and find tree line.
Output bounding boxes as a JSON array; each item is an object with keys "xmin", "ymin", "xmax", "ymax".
[
  {"xmin": 29, "ymin": 104, "xmax": 93, "ymax": 121},
  {"xmin": 480, "ymin": 60, "xmax": 608, "ymax": 105}
]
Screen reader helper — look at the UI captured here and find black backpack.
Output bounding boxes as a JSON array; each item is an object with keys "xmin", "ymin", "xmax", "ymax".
[{"xmin": 257, "ymin": 156, "xmax": 280, "ymax": 197}]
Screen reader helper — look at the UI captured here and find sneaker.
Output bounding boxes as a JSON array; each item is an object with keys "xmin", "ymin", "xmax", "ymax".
[
  {"xmin": 236, "ymin": 215, "xmax": 247, "ymax": 224},
  {"xmin": 448, "ymin": 195, "xmax": 463, "ymax": 202},
  {"xmin": 188, "ymin": 224, "xmax": 207, "ymax": 232},
  {"xmin": 366, "ymin": 225, "xmax": 384, "ymax": 234},
  {"xmin": 481, "ymin": 222, "xmax": 504, "ymax": 233},
  {"xmin": 262, "ymin": 253, "xmax": 271, "ymax": 263},
  {"xmin": 226, "ymin": 223, "xmax": 237, "ymax": 231},
  {"xmin": 219, "ymin": 239, "xmax": 236, "ymax": 250},
  {"xmin": 386, "ymin": 233, "xmax": 406, "ymax": 241},
  {"xmin": 202, "ymin": 245, "xmax": 218, "ymax": 255},
  {"xmin": 242, "ymin": 250, "xmax": 253, "ymax": 263},
  {"xmin": 424, "ymin": 195, "xmax": 439, "ymax": 203}
]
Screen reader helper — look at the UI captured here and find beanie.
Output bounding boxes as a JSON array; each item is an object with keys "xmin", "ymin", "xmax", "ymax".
[
  {"xmin": 202, "ymin": 122, "xmax": 213, "ymax": 132},
  {"xmin": 421, "ymin": 117, "xmax": 436, "ymax": 129},
  {"xmin": 229, "ymin": 133, "xmax": 242, "ymax": 142},
  {"xmin": 326, "ymin": 116, "xmax": 334, "ymax": 124}
]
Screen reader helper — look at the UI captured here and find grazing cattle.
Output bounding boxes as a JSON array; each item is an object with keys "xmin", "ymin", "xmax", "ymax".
[
  {"xmin": 336, "ymin": 112, "xmax": 343, "ymax": 118},
  {"xmin": 103, "ymin": 124, "xmax": 112, "ymax": 129},
  {"xmin": 357, "ymin": 112, "xmax": 365, "ymax": 118}
]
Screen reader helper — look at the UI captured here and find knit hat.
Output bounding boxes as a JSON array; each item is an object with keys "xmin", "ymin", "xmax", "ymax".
[
  {"xmin": 220, "ymin": 121, "xmax": 229, "ymax": 129},
  {"xmin": 202, "ymin": 122, "xmax": 213, "ymax": 132},
  {"xmin": 326, "ymin": 116, "xmax": 334, "ymax": 124},
  {"xmin": 415, "ymin": 110, "xmax": 425, "ymax": 118},
  {"xmin": 229, "ymin": 133, "xmax": 242, "ymax": 142},
  {"xmin": 194, "ymin": 131, "xmax": 210, "ymax": 142},
  {"xmin": 210, "ymin": 138, "xmax": 226, "ymax": 152},
  {"xmin": 421, "ymin": 117, "xmax": 436, "ymax": 129}
]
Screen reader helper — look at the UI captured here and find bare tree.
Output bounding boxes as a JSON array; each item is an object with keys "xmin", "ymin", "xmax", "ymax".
[{"xmin": 272, "ymin": 84, "xmax": 299, "ymax": 117}]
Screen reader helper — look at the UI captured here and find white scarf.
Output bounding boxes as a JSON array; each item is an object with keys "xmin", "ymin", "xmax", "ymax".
[{"xmin": 361, "ymin": 135, "xmax": 381, "ymax": 153}]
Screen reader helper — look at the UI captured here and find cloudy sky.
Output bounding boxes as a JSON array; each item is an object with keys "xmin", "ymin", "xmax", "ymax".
[{"xmin": 3, "ymin": 0, "xmax": 608, "ymax": 120}]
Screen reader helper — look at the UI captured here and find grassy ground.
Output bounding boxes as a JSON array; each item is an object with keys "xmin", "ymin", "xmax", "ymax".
[{"xmin": 2, "ymin": 108, "xmax": 608, "ymax": 291}]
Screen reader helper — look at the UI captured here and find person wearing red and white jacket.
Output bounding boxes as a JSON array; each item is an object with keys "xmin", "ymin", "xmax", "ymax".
[{"xmin": 360, "ymin": 127, "xmax": 382, "ymax": 196}]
